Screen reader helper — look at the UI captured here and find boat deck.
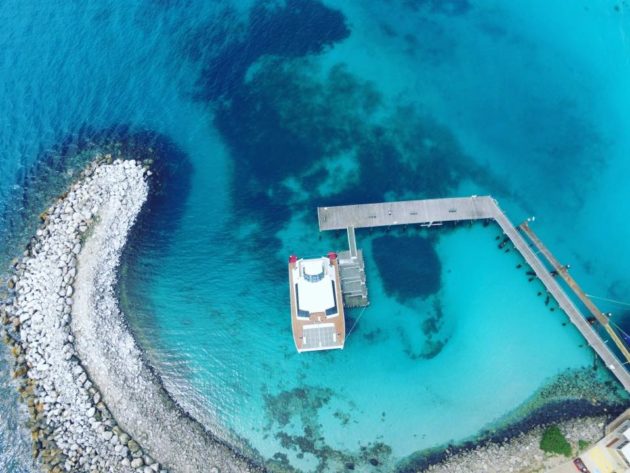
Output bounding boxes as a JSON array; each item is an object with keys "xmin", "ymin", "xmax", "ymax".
[{"xmin": 288, "ymin": 257, "xmax": 345, "ymax": 352}]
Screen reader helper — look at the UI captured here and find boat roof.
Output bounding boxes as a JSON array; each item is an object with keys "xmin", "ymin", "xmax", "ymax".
[
  {"xmin": 302, "ymin": 259, "xmax": 324, "ymax": 275},
  {"xmin": 293, "ymin": 258, "xmax": 337, "ymax": 314}
]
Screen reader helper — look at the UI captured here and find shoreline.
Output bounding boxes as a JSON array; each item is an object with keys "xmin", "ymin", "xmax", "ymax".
[
  {"xmin": 0, "ymin": 157, "xmax": 628, "ymax": 473},
  {"xmin": 1, "ymin": 157, "xmax": 263, "ymax": 473},
  {"xmin": 399, "ymin": 399, "xmax": 624, "ymax": 473},
  {"xmin": 399, "ymin": 362, "xmax": 629, "ymax": 472},
  {"xmin": 416, "ymin": 413, "xmax": 609, "ymax": 473}
]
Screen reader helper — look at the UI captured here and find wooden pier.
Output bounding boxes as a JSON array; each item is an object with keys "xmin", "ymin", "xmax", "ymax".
[
  {"xmin": 519, "ymin": 222, "xmax": 630, "ymax": 364},
  {"xmin": 318, "ymin": 196, "xmax": 495, "ymax": 231},
  {"xmin": 317, "ymin": 196, "xmax": 630, "ymax": 391}
]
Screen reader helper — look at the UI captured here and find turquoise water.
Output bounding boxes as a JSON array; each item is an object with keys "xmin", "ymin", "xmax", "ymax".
[{"xmin": 2, "ymin": 1, "xmax": 630, "ymax": 472}]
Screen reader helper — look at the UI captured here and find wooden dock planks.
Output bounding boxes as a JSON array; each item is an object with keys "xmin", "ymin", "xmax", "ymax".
[
  {"xmin": 317, "ymin": 196, "xmax": 496, "ymax": 231},
  {"xmin": 316, "ymin": 196, "xmax": 630, "ymax": 391}
]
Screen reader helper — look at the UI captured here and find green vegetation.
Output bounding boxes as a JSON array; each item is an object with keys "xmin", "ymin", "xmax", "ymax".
[
  {"xmin": 578, "ymin": 439, "xmax": 590, "ymax": 451},
  {"xmin": 540, "ymin": 425, "xmax": 572, "ymax": 457}
]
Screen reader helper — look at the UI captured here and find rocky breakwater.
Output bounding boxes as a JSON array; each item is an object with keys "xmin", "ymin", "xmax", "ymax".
[{"xmin": 1, "ymin": 158, "xmax": 261, "ymax": 473}]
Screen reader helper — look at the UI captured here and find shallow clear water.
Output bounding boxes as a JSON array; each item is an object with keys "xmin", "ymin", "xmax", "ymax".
[{"xmin": 1, "ymin": 0, "xmax": 630, "ymax": 472}]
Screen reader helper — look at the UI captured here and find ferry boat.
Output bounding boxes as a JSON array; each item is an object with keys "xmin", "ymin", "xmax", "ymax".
[{"xmin": 288, "ymin": 253, "xmax": 345, "ymax": 352}]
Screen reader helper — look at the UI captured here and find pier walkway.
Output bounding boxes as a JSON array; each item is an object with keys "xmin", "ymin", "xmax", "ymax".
[
  {"xmin": 317, "ymin": 196, "xmax": 630, "ymax": 391},
  {"xmin": 318, "ymin": 196, "xmax": 496, "ymax": 230},
  {"xmin": 519, "ymin": 222, "xmax": 630, "ymax": 364}
]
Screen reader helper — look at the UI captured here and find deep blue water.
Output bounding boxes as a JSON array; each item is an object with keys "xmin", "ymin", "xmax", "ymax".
[{"xmin": 2, "ymin": 1, "xmax": 630, "ymax": 472}]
